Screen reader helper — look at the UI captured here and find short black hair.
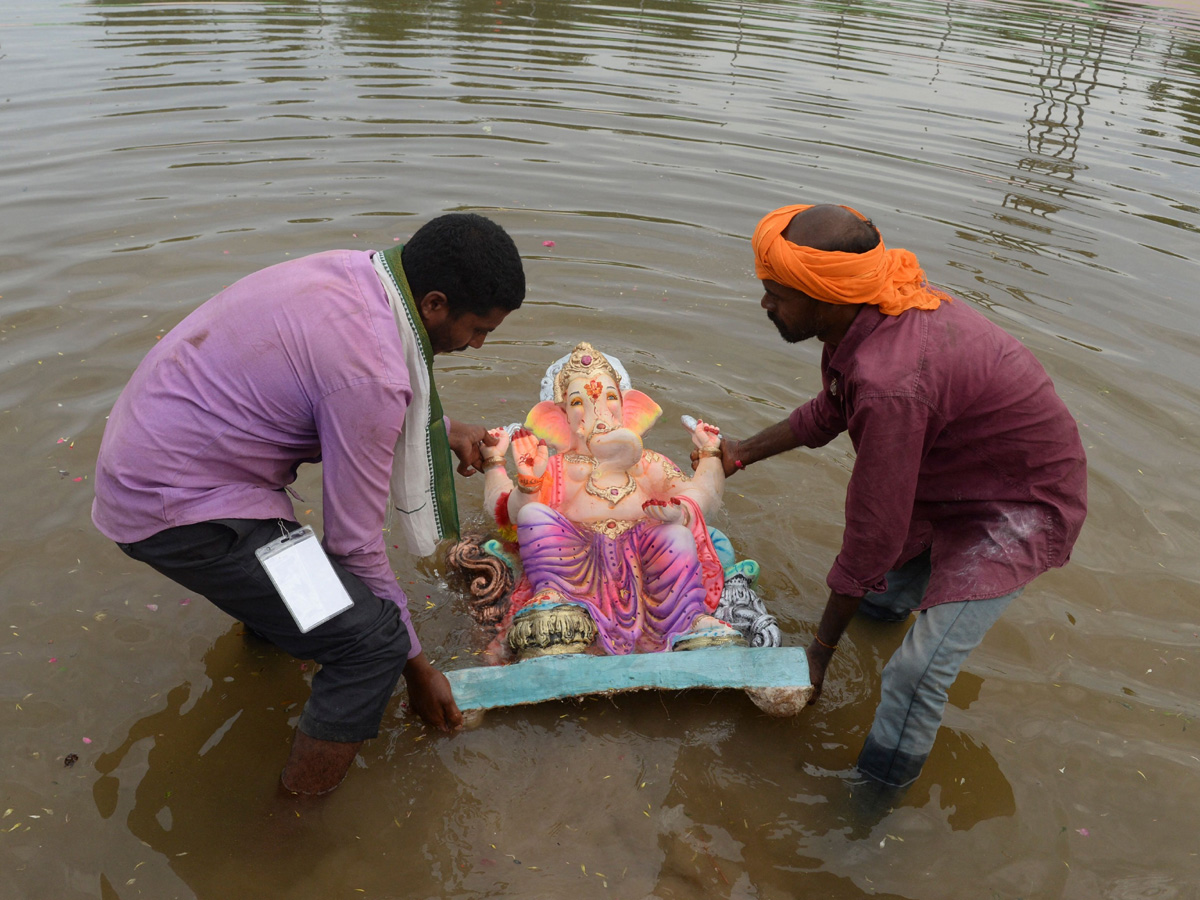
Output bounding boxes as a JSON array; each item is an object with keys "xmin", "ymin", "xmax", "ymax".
[
  {"xmin": 786, "ymin": 204, "xmax": 882, "ymax": 255},
  {"xmin": 838, "ymin": 216, "xmax": 882, "ymax": 254},
  {"xmin": 401, "ymin": 213, "xmax": 525, "ymax": 316}
]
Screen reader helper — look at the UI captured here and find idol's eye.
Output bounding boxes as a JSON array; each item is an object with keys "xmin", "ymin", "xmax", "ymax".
[{"xmin": 570, "ymin": 397, "xmax": 583, "ymax": 407}]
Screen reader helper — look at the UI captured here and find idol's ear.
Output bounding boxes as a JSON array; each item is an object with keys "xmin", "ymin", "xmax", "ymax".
[
  {"xmin": 525, "ymin": 401, "xmax": 572, "ymax": 452},
  {"xmin": 621, "ymin": 390, "xmax": 662, "ymax": 436}
]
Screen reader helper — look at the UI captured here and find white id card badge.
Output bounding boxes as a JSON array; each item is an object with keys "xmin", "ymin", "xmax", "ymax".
[{"xmin": 255, "ymin": 526, "xmax": 354, "ymax": 633}]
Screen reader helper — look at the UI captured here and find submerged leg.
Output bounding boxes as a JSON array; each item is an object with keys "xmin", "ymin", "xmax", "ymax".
[
  {"xmin": 119, "ymin": 518, "xmax": 411, "ymax": 795},
  {"xmin": 857, "ymin": 588, "xmax": 1021, "ymax": 787},
  {"xmin": 280, "ymin": 729, "xmax": 364, "ymax": 795}
]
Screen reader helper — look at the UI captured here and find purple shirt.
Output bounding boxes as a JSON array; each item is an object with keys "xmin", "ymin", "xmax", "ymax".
[
  {"xmin": 93, "ymin": 249, "xmax": 421, "ymax": 656},
  {"xmin": 789, "ymin": 298, "xmax": 1087, "ymax": 606}
]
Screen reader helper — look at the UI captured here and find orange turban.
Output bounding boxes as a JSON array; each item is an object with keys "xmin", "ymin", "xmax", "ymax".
[{"xmin": 752, "ymin": 204, "xmax": 949, "ymax": 316}]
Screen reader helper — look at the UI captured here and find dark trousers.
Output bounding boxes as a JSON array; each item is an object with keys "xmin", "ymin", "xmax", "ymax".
[{"xmin": 118, "ymin": 518, "xmax": 411, "ymax": 743}]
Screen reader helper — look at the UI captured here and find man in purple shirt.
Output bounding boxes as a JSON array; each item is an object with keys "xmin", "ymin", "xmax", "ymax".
[
  {"xmin": 93, "ymin": 213, "xmax": 525, "ymax": 794},
  {"xmin": 707, "ymin": 203, "xmax": 1086, "ymax": 788}
]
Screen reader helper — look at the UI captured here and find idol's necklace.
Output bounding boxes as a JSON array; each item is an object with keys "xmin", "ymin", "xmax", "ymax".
[{"xmin": 566, "ymin": 453, "xmax": 638, "ymax": 508}]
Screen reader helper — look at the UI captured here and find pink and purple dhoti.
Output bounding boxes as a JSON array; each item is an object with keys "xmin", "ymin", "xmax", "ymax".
[{"xmin": 505, "ymin": 494, "xmax": 725, "ymax": 655}]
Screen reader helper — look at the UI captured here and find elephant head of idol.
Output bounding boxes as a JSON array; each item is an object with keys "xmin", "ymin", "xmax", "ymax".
[{"xmin": 524, "ymin": 342, "xmax": 661, "ymax": 472}]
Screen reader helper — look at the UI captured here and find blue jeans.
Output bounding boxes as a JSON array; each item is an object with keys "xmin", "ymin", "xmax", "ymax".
[{"xmin": 855, "ymin": 552, "xmax": 1022, "ymax": 787}]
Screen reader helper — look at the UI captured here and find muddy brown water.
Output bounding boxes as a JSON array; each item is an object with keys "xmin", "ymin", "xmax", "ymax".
[{"xmin": 3, "ymin": 1, "xmax": 1200, "ymax": 897}]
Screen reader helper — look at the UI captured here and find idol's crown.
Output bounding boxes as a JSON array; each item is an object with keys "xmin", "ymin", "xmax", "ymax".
[{"xmin": 553, "ymin": 341, "xmax": 620, "ymax": 403}]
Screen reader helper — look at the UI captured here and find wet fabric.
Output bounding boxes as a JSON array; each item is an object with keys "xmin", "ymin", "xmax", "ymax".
[
  {"xmin": 374, "ymin": 247, "xmax": 459, "ymax": 555},
  {"xmin": 854, "ymin": 551, "xmax": 1022, "ymax": 787},
  {"xmin": 788, "ymin": 297, "xmax": 1087, "ymax": 607},
  {"xmin": 117, "ymin": 518, "xmax": 411, "ymax": 743},
  {"xmin": 752, "ymin": 203, "xmax": 948, "ymax": 315},
  {"xmin": 91, "ymin": 249, "xmax": 421, "ymax": 655}
]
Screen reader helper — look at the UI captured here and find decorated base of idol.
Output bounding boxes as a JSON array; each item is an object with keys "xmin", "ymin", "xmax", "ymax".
[{"xmin": 447, "ymin": 342, "xmax": 811, "ymax": 721}]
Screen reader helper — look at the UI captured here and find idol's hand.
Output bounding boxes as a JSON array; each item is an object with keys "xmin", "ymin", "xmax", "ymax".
[
  {"xmin": 481, "ymin": 427, "xmax": 511, "ymax": 463},
  {"xmin": 687, "ymin": 418, "xmax": 725, "ymax": 473},
  {"xmin": 510, "ymin": 427, "xmax": 549, "ymax": 479},
  {"xmin": 689, "ymin": 418, "xmax": 722, "ymax": 452},
  {"xmin": 642, "ymin": 497, "xmax": 685, "ymax": 524}
]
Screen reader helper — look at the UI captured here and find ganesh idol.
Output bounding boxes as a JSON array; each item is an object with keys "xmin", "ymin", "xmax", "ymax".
[{"xmin": 478, "ymin": 342, "xmax": 743, "ymax": 659}]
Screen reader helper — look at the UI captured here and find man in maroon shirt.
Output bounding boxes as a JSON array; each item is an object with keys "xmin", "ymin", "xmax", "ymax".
[{"xmin": 707, "ymin": 203, "xmax": 1087, "ymax": 787}]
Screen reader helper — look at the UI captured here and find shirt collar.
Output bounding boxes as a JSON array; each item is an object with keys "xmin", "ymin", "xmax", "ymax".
[{"xmin": 826, "ymin": 304, "xmax": 886, "ymax": 372}]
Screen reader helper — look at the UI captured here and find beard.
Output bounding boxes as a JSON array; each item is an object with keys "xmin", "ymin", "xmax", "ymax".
[{"xmin": 768, "ymin": 311, "xmax": 814, "ymax": 344}]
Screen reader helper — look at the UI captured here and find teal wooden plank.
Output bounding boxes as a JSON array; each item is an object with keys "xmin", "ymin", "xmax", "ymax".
[{"xmin": 446, "ymin": 647, "xmax": 810, "ymax": 711}]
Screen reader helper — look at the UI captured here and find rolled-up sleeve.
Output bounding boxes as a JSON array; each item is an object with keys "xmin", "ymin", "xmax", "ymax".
[
  {"xmin": 789, "ymin": 391, "xmax": 846, "ymax": 448},
  {"xmin": 826, "ymin": 394, "xmax": 939, "ymax": 598}
]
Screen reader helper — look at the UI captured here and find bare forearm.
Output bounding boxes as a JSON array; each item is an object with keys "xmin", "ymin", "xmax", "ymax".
[
  {"xmin": 802, "ymin": 588, "xmax": 862, "ymax": 704},
  {"xmin": 816, "ymin": 590, "xmax": 860, "ymax": 646},
  {"xmin": 729, "ymin": 418, "xmax": 802, "ymax": 468},
  {"xmin": 806, "ymin": 589, "xmax": 861, "ymax": 667}
]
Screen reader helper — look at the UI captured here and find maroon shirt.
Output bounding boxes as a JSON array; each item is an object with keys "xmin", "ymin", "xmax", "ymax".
[{"xmin": 789, "ymin": 298, "xmax": 1087, "ymax": 606}]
